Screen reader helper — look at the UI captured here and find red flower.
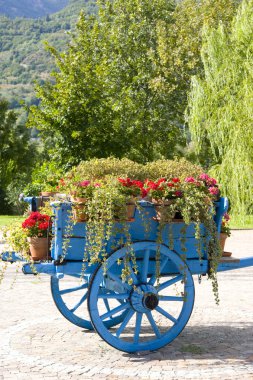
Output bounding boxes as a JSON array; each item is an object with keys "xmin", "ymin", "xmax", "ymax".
[
  {"xmin": 148, "ymin": 181, "xmax": 159, "ymax": 190},
  {"xmin": 157, "ymin": 178, "xmax": 166, "ymax": 185},
  {"xmin": 132, "ymin": 180, "xmax": 144, "ymax": 188},
  {"xmin": 38, "ymin": 222, "xmax": 49, "ymax": 230},
  {"xmin": 172, "ymin": 177, "xmax": 180, "ymax": 183},
  {"xmin": 22, "ymin": 212, "xmax": 51, "ymax": 238},
  {"xmin": 118, "ymin": 178, "xmax": 134, "ymax": 187},
  {"xmin": 141, "ymin": 188, "xmax": 149, "ymax": 198}
]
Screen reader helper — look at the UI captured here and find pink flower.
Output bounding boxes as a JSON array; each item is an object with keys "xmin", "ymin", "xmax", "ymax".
[
  {"xmin": 209, "ymin": 177, "xmax": 217, "ymax": 186},
  {"xmin": 185, "ymin": 177, "xmax": 196, "ymax": 183},
  {"xmin": 94, "ymin": 183, "xmax": 101, "ymax": 188},
  {"xmin": 199, "ymin": 173, "xmax": 217, "ymax": 186},
  {"xmin": 208, "ymin": 186, "xmax": 219, "ymax": 195},
  {"xmin": 199, "ymin": 173, "xmax": 210, "ymax": 181},
  {"xmin": 79, "ymin": 180, "xmax": 90, "ymax": 187}
]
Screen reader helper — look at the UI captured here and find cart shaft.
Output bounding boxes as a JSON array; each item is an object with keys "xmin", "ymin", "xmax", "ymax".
[{"xmin": 217, "ymin": 256, "xmax": 253, "ymax": 272}]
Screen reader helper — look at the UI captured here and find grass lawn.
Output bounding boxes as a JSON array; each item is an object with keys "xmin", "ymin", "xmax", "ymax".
[
  {"xmin": 230, "ymin": 215, "xmax": 253, "ymax": 229},
  {"xmin": 0, "ymin": 215, "xmax": 25, "ymax": 227}
]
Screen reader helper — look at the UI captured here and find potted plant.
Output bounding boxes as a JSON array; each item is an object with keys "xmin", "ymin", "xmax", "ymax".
[
  {"xmin": 22, "ymin": 212, "xmax": 51, "ymax": 261},
  {"xmin": 70, "ymin": 180, "xmax": 101, "ymax": 222},
  {"xmin": 117, "ymin": 178, "xmax": 145, "ymax": 220},
  {"xmin": 147, "ymin": 177, "xmax": 183, "ymax": 222},
  {"xmin": 220, "ymin": 213, "xmax": 231, "ymax": 256}
]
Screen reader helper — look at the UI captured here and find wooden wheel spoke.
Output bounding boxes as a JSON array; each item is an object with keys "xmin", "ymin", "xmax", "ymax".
[
  {"xmin": 133, "ymin": 312, "xmax": 143, "ymax": 344},
  {"xmin": 156, "ymin": 305, "xmax": 178, "ymax": 324},
  {"xmin": 60, "ymin": 282, "xmax": 88, "ymax": 295},
  {"xmin": 126, "ymin": 262, "xmax": 138, "ymax": 285},
  {"xmin": 140, "ymin": 249, "xmax": 150, "ymax": 283},
  {"xmin": 103, "ymin": 297, "xmax": 112, "ymax": 318},
  {"xmin": 101, "ymin": 302, "xmax": 130, "ymax": 321},
  {"xmin": 157, "ymin": 274, "xmax": 183, "ymax": 292},
  {"xmin": 149, "ymin": 255, "xmax": 169, "ymax": 285},
  {"xmin": 107, "ymin": 271, "xmax": 132, "ymax": 291},
  {"xmin": 70, "ymin": 293, "xmax": 87, "ymax": 312},
  {"xmin": 146, "ymin": 311, "xmax": 161, "ymax": 338},
  {"xmin": 158, "ymin": 295, "xmax": 184, "ymax": 302},
  {"xmin": 116, "ymin": 309, "xmax": 135, "ymax": 338},
  {"xmin": 98, "ymin": 292, "xmax": 129, "ymax": 300}
]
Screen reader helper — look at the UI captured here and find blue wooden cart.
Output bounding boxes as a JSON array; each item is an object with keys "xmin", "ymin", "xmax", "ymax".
[{"xmin": 2, "ymin": 197, "xmax": 253, "ymax": 353}]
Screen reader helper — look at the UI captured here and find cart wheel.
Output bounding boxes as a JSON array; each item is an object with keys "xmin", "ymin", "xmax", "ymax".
[
  {"xmin": 51, "ymin": 275, "xmax": 127, "ymax": 330},
  {"xmin": 88, "ymin": 242, "xmax": 195, "ymax": 352}
]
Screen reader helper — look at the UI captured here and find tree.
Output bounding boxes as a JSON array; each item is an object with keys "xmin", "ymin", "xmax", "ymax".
[
  {"xmin": 0, "ymin": 99, "xmax": 37, "ymax": 213},
  {"xmin": 27, "ymin": 0, "xmax": 239, "ymax": 165},
  {"xmin": 187, "ymin": 0, "xmax": 253, "ymax": 215}
]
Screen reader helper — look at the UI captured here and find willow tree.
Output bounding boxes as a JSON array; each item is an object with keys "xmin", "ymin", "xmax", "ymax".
[{"xmin": 187, "ymin": 0, "xmax": 253, "ymax": 215}]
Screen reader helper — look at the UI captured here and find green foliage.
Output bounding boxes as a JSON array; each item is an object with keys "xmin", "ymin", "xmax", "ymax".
[
  {"xmin": 27, "ymin": 0, "xmax": 239, "ymax": 165},
  {"xmin": 23, "ymin": 161, "xmax": 64, "ymax": 195},
  {"xmin": 0, "ymin": 98, "xmax": 37, "ymax": 213},
  {"xmin": 2, "ymin": 221, "xmax": 29, "ymax": 255},
  {"xmin": 187, "ymin": 0, "xmax": 253, "ymax": 215}
]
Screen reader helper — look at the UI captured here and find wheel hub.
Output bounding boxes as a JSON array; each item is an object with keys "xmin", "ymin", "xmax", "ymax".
[
  {"xmin": 143, "ymin": 293, "xmax": 159, "ymax": 310},
  {"xmin": 130, "ymin": 284, "xmax": 159, "ymax": 313}
]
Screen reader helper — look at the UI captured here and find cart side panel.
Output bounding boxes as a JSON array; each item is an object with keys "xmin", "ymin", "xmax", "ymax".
[{"xmin": 51, "ymin": 199, "xmax": 227, "ymax": 262}]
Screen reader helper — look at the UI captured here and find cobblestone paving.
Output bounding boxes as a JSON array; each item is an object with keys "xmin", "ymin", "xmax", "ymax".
[{"xmin": 0, "ymin": 230, "xmax": 253, "ymax": 380}]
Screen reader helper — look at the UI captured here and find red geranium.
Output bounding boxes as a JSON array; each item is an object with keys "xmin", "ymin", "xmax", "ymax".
[
  {"xmin": 22, "ymin": 212, "xmax": 51, "ymax": 238},
  {"xmin": 117, "ymin": 178, "xmax": 144, "ymax": 197}
]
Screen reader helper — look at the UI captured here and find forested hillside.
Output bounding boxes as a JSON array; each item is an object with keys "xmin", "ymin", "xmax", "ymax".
[
  {"xmin": 0, "ymin": 0, "xmax": 96, "ymax": 118},
  {"xmin": 0, "ymin": 0, "xmax": 68, "ymax": 19}
]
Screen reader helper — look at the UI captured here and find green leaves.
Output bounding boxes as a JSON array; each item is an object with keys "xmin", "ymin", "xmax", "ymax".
[{"xmin": 188, "ymin": 0, "xmax": 253, "ymax": 215}]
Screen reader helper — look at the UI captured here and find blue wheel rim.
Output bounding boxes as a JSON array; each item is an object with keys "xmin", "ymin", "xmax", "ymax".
[
  {"xmin": 51, "ymin": 275, "xmax": 127, "ymax": 330},
  {"xmin": 88, "ymin": 242, "xmax": 195, "ymax": 352}
]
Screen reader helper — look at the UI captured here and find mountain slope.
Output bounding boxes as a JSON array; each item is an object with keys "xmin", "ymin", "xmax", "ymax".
[
  {"xmin": 0, "ymin": 0, "xmax": 96, "ymax": 116},
  {"xmin": 0, "ymin": 0, "xmax": 69, "ymax": 19}
]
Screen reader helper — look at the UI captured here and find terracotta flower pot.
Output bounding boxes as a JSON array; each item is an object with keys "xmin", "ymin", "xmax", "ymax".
[
  {"xmin": 27, "ymin": 237, "xmax": 49, "ymax": 261},
  {"xmin": 152, "ymin": 199, "xmax": 176, "ymax": 222},
  {"xmin": 126, "ymin": 198, "xmax": 136, "ymax": 221},
  {"xmin": 220, "ymin": 232, "xmax": 228, "ymax": 254},
  {"xmin": 40, "ymin": 191, "xmax": 57, "ymax": 197},
  {"xmin": 71, "ymin": 197, "xmax": 89, "ymax": 222}
]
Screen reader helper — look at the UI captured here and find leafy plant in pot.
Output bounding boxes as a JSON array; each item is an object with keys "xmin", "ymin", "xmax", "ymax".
[
  {"xmin": 70, "ymin": 180, "xmax": 101, "ymax": 222},
  {"xmin": 22, "ymin": 212, "xmax": 51, "ymax": 261},
  {"xmin": 117, "ymin": 177, "xmax": 147, "ymax": 220},
  {"xmin": 147, "ymin": 177, "xmax": 183, "ymax": 222}
]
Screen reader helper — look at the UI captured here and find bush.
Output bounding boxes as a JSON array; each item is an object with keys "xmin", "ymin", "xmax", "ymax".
[
  {"xmin": 65, "ymin": 157, "xmax": 203, "ymax": 182},
  {"xmin": 68, "ymin": 158, "xmax": 145, "ymax": 181},
  {"xmin": 144, "ymin": 158, "xmax": 203, "ymax": 180}
]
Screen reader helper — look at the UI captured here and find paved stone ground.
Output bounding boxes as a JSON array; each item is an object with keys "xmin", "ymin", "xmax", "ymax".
[{"xmin": 0, "ymin": 230, "xmax": 253, "ymax": 380}]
